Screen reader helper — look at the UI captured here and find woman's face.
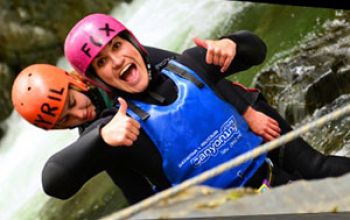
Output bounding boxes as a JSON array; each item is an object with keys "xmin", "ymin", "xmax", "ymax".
[
  {"xmin": 91, "ymin": 36, "xmax": 149, "ymax": 93},
  {"xmin": 55, "ymin": 89, "xmax": 96, "ymax": 128}
]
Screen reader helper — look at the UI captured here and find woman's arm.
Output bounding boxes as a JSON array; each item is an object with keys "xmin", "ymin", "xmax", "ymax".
[
  {"xmin": 180, "ymin": 30, "xmax": 267, "ymax": 83},
  {"xmin": 42, "ymin": 121, "xmax": 113, "ymax": 199},
  {"xmin": 107, "ymin": 168, "xmax": 155, "ymax": 205}
]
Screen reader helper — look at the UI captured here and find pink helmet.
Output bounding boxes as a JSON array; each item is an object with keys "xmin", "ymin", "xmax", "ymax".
[{"xmin": 64, "ymin": 13, "xmax": 147, "ymax": 90}]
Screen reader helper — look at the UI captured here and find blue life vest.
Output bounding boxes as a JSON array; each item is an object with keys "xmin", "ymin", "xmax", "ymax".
[{"xmin": 127, "ymin": 60, "xmax": 265, "ymax": 188}]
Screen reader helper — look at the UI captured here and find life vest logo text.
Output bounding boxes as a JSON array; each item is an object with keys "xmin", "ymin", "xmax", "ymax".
[{"xmin": 189, "ymin": 116, "xmax": 241, "ymax": 167}]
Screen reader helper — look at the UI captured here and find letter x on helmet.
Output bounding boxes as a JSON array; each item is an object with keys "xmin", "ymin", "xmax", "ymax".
[
  {"xmin": 11, "ymin": 64, "xmax": 88, "ymax": 130},
  {"xmin": 64, "ymin": 13, "xmax": 147, "ymax": 92}
]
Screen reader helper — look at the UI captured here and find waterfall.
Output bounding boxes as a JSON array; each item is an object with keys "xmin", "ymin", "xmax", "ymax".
[
  {"xmin": 0, "ymin": 1, "xmax": 250, "ymax": 219},
  {"xmin": 0, "ymin": 112, "xmax": 79, "ymax": 220},
  {"xmin": 110, "ymin": 0, "xmax": 250, "ymax": 52}
]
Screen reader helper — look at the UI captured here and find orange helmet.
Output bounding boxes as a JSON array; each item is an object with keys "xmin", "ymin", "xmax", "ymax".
[{"xmin": 11, "ymin": 64, "xmax": 88, "ymax": 129}]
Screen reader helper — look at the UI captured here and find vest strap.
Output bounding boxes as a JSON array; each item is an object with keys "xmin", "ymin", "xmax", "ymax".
[
  {"xmin": 127, "ymin": 101, "xmax": 150, "ymax": 121},
  {"xmin": 147, "ymin": 91, "xmax": 166, "ymax": 104},
  {"xmin": 165, "ymin": 62, "xmax": 204, "ymax": 88}
]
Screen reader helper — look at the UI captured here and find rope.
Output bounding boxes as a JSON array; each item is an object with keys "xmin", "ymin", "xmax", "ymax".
[{"xmin": 101, "ymin": 103, "xmax": 350, "ymax": 220}]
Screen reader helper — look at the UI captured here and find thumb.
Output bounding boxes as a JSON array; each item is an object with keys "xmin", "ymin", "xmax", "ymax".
[
  {"xmin": 193, "ymin": 37, "xmax": 208, "ymax": 49},
  {"xmin": 117, "ymin": 97, "xmax": 128, "ymax": 115}
]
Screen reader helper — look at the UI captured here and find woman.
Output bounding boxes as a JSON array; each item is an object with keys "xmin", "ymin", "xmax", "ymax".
[
  {"xmin": 13, "ymin": 23, "xmax": 271, "ymax": 204},
  {"xmin": 63, "ymin": 12, "xmax": 350, "ymax": 201}
]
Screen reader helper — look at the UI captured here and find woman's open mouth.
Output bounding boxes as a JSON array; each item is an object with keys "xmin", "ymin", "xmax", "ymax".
[{"xmin": 120, "ymin": 63, "xmax": 140, "ymax": 86}]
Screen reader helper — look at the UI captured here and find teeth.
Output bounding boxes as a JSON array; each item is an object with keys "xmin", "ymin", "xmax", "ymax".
[{"xmin": 120, "ymin": 64, "xmax": 132, "ymax": 77}]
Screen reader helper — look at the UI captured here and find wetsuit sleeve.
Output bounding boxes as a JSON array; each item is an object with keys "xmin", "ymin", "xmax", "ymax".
[
  {"xmin": 178, "ymin": 31, "xmax": 266, "ymax": 114},
  {"xmin": 216, "ymin": 78, "xmax": 253, "ymax": 114},
  {"xmin": 41, "ymin": 123, "xmax": 112, "ymax": 199},
  {"xmin": 221, "ymin": 30, "xmax": 267, "ymax": 69},
  {"xmin": 144, "ymin": 46, "xmax": 179, "ymax": 66},
  {"xmin": 107, "ymin": 168, "xmax": 155, "ymax": 204},
  {"xmin": 220, "ymin": 31, "xmax": 266, "ymax": 114},
  {"xmin": 179, "ymin": 30, "xmax": 267, "ymax": 82}
]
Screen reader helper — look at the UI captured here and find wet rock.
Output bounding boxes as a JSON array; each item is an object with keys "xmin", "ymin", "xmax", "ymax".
[
  {"xmin": 0, "ymin": 0, "xmax": 122, "ymax": 69},
  {"xmin": 0, "ymin": 63, "xmax": 14, "ymax": 124},
  {"xmin": 296, "ymin": 94, "xmax": 350, "ymax": 155},
  {"xmin": 254, "ymin": 14, "xmax": 350, "ymax": 125},
  {"xmin": 252, "ymin": 12, "xmax": 350, "ymax": 156},
  {"xmin": 103, "ymin": 173, "xmax": 350, "ymax": 219}
]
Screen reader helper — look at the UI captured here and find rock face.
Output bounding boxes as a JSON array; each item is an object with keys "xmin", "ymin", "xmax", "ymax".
[
  {"xmin": 126, "ymin": 174, "xmax": 350, "ymax": 219},
  {"xmin": 254, "ymin": 13, "xmax": 350, "ymax": 126},
  {"xmin": 0, "ymin": 62, "xmax": 13, "ymax": 134},
  {"xmin": 0, "ymin": 0, "xmax": 122, "ymax": 124},
  {"xmin": 254, "ymin": 13, "xmax": 350, "ymax": 156}
]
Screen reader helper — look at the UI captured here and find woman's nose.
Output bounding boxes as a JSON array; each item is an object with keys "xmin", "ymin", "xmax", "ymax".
[
  {"xmin": 69, "ymin": 107, "xmax": 85, "ymax": 120},
  {"xmin": 110, "ymin": 54, "xmax": 124, "ymax": 68}
]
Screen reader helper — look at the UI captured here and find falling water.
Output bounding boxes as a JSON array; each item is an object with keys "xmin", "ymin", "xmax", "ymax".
[{"xmin": 0, "ymin": 112, "xmax": 79, "ymax": 220}]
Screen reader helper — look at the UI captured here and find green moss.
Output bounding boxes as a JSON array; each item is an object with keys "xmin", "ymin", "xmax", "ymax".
[{"xmin": 223, "ymin": 4, "xmax": 336, "ymax": 86}]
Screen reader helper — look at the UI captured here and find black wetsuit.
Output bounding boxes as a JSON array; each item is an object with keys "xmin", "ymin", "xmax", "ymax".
[{"xmin": 42, "ymin": 31, "xmax": 350, "ymax": 205}]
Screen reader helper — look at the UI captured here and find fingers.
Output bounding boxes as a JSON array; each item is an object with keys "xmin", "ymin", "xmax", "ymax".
[
  {"xmin": 125, "ymin": 116, "xmax": 141, "ymax": 129},
  {"xmin": 193, "ymin": 37, "xmax": 208, "ymax": 49},
  {"xmin": 122, "ymin": 129, "xmax": 139, "ymax": 146},
  {"xmin": 111, "ymin": 120, "xmax": 140, "ymax": 147},
  {"xmin": 117, "ymin": 97, "xmax": 128, "ymax": 115},
  {"xmin": 262, "ymin": 120, "xmax": 281, "ymax": 141},
  {"xmin": 116, "ymin": 97, "xmax": 140, "ymax": 128},
  {"xmin": 126, "ymin": 119, "xmax": 141, "ymax": 136},
  {"xmin": 262, "ymin": 133, "xmax": 274, "ymax": 142},
  {"xmin": 212, "ymin": 48, "xmax": 221, "ymax": 65},
  {"xmin": 221, "ymin": 53, "xmax": 234, "ymax": 72},
  {"xmin": 101, "ymin": 117, "xmax": 141, "ymax": 147},
  {"xmin": 206, "ymin": 45, "xmax": 223, "ymax": 66},
  {"xmin": 268, "ymin": 118, "xmax": 281, "ymax": 133},
  {"xmin": 206, "ymin": 45, "xmax": 214, "ymax": 64},
  {"xmin": 205, "ymin": 44, "xmax": 234, "ymax": 72},
  {"xmin": 101, "ymin": 97, "xmax": 141, "ymax": 147},
  {"xmin": 195, "ymin": 38, "xmax": 236, "ymax": 72}
]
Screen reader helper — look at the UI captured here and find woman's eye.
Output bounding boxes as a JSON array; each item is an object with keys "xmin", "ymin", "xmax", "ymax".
[
  {"xmin": 112, "ymin": 41, "xmax": 121, "ymax": 50},
  {"xmin": 97, "ymin": 58, "xmax": 107, "ymax": 67}
]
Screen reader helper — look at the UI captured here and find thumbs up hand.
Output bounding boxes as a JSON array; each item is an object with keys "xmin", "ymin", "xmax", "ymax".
[
  {"xmin": 101, "ymin": 97, "xmax": 141, "ymax": 147},
  {"xmin": 193, "ymin": 37, "xmax": 236, "ymax": 73}
]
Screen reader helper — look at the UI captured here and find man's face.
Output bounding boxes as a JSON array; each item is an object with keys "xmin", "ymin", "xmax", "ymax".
[{"xmin": 91, "ymin": 36, "xmax": 149, "ymax": 93}]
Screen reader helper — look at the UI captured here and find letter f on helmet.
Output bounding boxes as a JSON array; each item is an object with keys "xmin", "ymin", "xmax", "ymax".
[{"xmin": 11, "ymin": 64, "xmax": 88, "ymax": 130}]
